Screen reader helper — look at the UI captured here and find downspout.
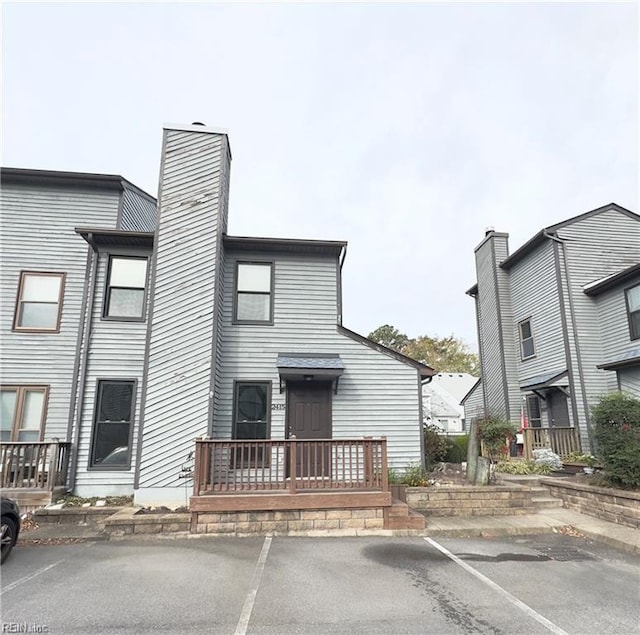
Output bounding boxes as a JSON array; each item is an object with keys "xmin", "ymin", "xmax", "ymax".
[
  {"xmin": 546, "ymin": 230, "xmax": 591, "ymax": 450},
  {"xmin": 419, "ymin": 374, "xmax": 433, "ymax": 469},
  {"xmin": 67, "ymin": 237, "xmax": 99, "ymax": 491}
]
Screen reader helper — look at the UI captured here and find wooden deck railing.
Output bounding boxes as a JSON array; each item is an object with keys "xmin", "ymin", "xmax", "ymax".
[
  {"xmin": 522, "ymin": 427, "xmax": 581, "ymax": 460},
  {"xmin": 193, "ymin": 438, "xmax": 389, "ymax": 496},
  {"xmin": 1, "ymin": 441, "xmax": 71, "ymax": 490}
]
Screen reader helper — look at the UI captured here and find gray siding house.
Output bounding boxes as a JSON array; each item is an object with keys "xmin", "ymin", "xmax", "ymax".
[
  {"xmin": 1, "ymin": 123, "xmax": 433, "ymax": 507},
  {"xmin": 467, "ymin": 205, "xmax": 640, "ymax": 452}
]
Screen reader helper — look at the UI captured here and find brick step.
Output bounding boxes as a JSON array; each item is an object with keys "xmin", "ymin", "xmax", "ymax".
[
  {"xmin": 389, "ymin": 501, "xmax": 412, "ymax": 518},
  {"xmin": 532, "ymin": 496, "xmax": 563, "ymax": 509},
  {"xmin": 387, "ymin": 510, "xmax": 426, "ymax": 530}
]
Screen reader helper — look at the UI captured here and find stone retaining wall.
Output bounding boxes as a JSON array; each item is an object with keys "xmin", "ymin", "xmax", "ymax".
[
  {"xmin": 104, "ymin": 509, "xmax": 190, "ymax": 536},
  {"xmin": 33, "ymin": 507, "xmax": 122, "ymax": 525},
  {"xmin": 192, "ymin": 508, "xmax": 385, "ymax": 535},
  {"xmin": 541, "ymin": 479, "xmax": 640, "ymax": 529},
  {"xmin": 406, "ymin": 486, "xmax": 533, "ymax": 516}
]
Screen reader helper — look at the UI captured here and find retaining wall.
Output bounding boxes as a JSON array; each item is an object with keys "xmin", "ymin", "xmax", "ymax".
[
  {"xmin": 406, "ymin": 486, "xmax": 533, "ymax": 516},
  {"xmin": 192, "ymin": 508, "xmax": 385, "ymax": 535},
  {"xmin": 541, "ymin": 479, "xmax": 640, "ymax": 529}
]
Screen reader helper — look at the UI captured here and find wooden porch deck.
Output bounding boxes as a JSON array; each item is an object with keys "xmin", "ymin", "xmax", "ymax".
[
  {"xmin": 190, "ymin": 437, "xmax": 393, "ymax": 513},
  {"xmin": 1, "ymin": 441, "xmax": 71, "ymax": 509}
]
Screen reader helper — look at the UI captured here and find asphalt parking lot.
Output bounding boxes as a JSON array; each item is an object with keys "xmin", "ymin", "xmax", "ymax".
[{"xmin": 2, "ymin": 534, "xmax": 639, "ymax": 634}]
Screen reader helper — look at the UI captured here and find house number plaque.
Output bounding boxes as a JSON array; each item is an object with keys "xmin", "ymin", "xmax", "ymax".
[{"xmin": 271, "ymin": 403, "xmax": 286, "ymax": 411}]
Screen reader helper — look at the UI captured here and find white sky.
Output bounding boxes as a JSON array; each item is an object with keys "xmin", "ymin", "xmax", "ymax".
[{"xmin": 3, "ymin": 2, "xmax": 638, "ymax": 350}]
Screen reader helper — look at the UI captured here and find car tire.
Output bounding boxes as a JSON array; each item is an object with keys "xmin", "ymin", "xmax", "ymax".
[{"xmin": 1, "ymin": 517, "xmax": 17, "ymax": 564}]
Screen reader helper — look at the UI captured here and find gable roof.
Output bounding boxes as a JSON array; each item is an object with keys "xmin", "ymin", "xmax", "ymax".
[
  {"xmin": 337, "ymin": 325, "xmax": 436, "ymax": 378},
  {"xmin": 460, "ymin": 377, "xmax": 482, "ymax": 405},
  {"xmin": 500, "ymin": 203, "xmax": 638, "ymax": 271},
  {"xmin": 583, "ymin": 263, "xmax": 640, "ymax": 296}
]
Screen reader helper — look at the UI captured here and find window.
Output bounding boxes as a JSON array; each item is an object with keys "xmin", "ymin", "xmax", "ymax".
[
  {"xmin": 0, "ymin": 386, "xmax": 48, "ymax": 442},
  {"xmin": 519, "ymin": 319, "xmax": 535, "ymax": 359},
  {"xmin": 626, "ymin": 284, "xmax": 640, "ymax": 340},
  {"xmin": 13, "ymin": 272, "xmax": 65, "ymax": 331},
  {"xmin": 104, "ymin": 256, "xmax": 148, "ymax": 319},
  {"xmin": 89, "ymin": 380, "xmax": 135, "ymax": 469},
  {"xmin": 526, "ymin": 394, "xmax": 542, "ymax": 428},
  {"xmin": 235, "ymin": 262, "xmax": 273, "ymax": 324},
  {"xmin": 233, "ymin": 382, "xmax": 271, "ymax": 467}
]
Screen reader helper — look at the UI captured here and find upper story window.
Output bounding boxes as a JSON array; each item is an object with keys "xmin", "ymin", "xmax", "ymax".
[
  {"xmin": 519, "ymin": 318, "xmax": 535, "ymax": 360},
  {"xmin": 13, "ymin": 272, "xmax": 65, "ymax": 332},
  {"xmin": 234, "ymin": 262, "xmax": 273, "ymax": 324},
  {"xmin": 104, "ymin": 256, "xmax": 148, "ymax": 320},
  {"xmin": 626, "ymin": 284, "xmax": 640, "ymax": 340},
  {"xmin": 0, "ymin": 385, "xmax": 48, "ymax": 442}
]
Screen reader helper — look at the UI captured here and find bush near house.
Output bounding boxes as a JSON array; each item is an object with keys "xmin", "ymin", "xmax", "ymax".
[
  {"xmin": 423, "ymin": 424, "xmax": 449, "ymax": 469},
  {"xmin": 476, "ymin": 417, "xmax": 518, "ymax": 462},
  {"xmin": 592, "ymin": 392, "xmax": 640, "ymax": 489}
]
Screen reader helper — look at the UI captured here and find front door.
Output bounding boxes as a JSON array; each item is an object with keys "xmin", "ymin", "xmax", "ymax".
[
  {"xmin": 286, "ymin": 381, "xmax": 332, "ymax": 477},
  {"xmin": 547, "ymin": 389, "xmax": 570, "ymax": 428}
]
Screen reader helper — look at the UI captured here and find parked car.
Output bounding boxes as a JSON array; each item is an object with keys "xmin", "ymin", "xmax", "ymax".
[{"xmin": 1, "ymin": 497, "xmax": 21, "ymax": 564}]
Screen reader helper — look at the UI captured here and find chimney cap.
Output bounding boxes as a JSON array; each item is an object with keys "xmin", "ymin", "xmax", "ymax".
[{"xmin": 484, "ymin": 226, "xmax": 495, "ymax": 236}]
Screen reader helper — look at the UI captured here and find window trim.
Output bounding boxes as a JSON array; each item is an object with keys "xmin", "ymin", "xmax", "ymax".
[
  {"xmin": 625, "ymin": 283, "xmax": 640, "ymax": 341},
  {"xmin": 232, "ymin": 380, "xmax": 272, "ymax": 440},
  {"xmin": 0, "ymin": 385, "xmax": 49, "ymax": 442},
  {"xmin": 102, "ymin": 254, "xmax": 149, "ymax": 322},
  {"xmin": 12, "ymin": 271, "xmax": 66, "ymax": 333},
  {"xmin": 88, "ymin": 378, "xmax": 137, "ymax": 471},
  {"xmin": 518, "ymin": 317, "xmax": 536, "ymax": 360},
  {"xmin": 233, "ymin": 261, "xmax": 275, "ymax": 325}
]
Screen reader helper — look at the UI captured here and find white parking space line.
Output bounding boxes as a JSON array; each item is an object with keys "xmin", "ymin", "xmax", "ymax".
[
  {"xmin": 234, "ymin": 536, "xmax": 272, "ymax": 635},
  {"xmin": 1, "ymin": 560, "xmax": 66, "ymax": 595},
  {"xmin": 424, "ymin": 538, "xmax": 569, "ymax": 635}
]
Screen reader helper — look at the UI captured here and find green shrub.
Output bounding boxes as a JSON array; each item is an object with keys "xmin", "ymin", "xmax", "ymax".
[
  {"xmin": 592, "ymin": 392, "xmax": 640, "ymax": 489},
  {"xmin": 389, "ymin": 463, "xmax": 431, "ymax": 487},
  {"xmin": 563, "ymin": 451, "xmax": 597, "ymax": 467},
  {"xmin": 477, "ymin": 418, "xmax": 518, "ymax": 462},
  {"xmin": 443, "ymin": 435, "xmax": 469, "ymax": 463},
  {"xmin": 423, "ymin": 424, "xmax": 448, "ymax": 469}
]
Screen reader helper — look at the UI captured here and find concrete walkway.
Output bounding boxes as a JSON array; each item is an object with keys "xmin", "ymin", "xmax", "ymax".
[{"xmin": 17, "ymin": 507, "xmax": 640, "ymax": 555}]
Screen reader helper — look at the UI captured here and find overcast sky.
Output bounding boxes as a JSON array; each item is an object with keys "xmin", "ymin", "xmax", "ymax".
[{"xmin": 3, "ymin": 2, "xmax": 638, "ymax": 350}]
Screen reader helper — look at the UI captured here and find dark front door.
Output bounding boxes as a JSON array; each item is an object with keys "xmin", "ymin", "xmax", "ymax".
[
  {"xmin": 286, "ymin": 381, "xmax": 332, "ymax": 477},
  {"xmin": 547, "ymin": 389, "xmax": 570, "ymax": 428}
]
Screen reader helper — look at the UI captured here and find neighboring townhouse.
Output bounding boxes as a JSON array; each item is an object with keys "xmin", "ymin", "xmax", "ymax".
[
  {"xmin": 422, "ymin": 372, "xmax": 478, "ymax": 434},
  {"xmin": 460, "ymin": 377, "xmax": 483, "ymax": 426},
  {"xmin": 1, "ymin": 123, "xmax": 434, "ymax": 509},
  {"xmin": 466, "ymin": 204, "xmax": 640, "ymax": 452}
]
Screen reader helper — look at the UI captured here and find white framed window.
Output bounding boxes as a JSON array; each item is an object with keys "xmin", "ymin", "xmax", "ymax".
[
  {"xmin": 104, "ymin": 256, "xmax": 148, "ymax": 320},
  {"xmin": 519, "ymin": 318, "xmax": 535, "ymax": 360},
  {"xmin": 234, "ymin": 262, "xmax": 273, "ymax": 324},
  {"xmin": 626, "ymin": 284, "xmax": 640, "ymax": 341},
  {"xmin": 13, "ymin": 272, "xmax": 65, "ymax": 332},
  {"xmin": 0, "ymin": 385, "xmax": 48, "ymax": 442}
]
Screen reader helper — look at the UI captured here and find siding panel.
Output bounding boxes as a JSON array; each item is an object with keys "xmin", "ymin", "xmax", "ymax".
[
  {"xmin": 136, "ymin": 129, "xmax": 231, "ymax": 494},
  {"xmin": 0, "ymin": 184, "xmax": 120, "ymax": 441},
  {"xmin": 219, "ymin": 251, "xmax": 422, "ymax": 469}
]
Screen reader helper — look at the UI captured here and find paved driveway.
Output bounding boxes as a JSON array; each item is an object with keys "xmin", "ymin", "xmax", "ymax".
[{"xmin": 2, "ymin": 534, "xmax": 639, "ymax": 634}]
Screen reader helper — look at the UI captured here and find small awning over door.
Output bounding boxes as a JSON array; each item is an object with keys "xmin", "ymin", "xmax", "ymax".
[{"xmin": 276, "ymin": 353, "xmax": 344, "ymax": 393}]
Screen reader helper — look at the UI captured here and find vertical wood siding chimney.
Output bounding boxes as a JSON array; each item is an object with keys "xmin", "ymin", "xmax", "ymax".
[
  {"xmin": 474, "ymin": 231, "xmax": 520, "ymax": 422},
  {"xmin": 135, "ymin": 124, "xmax": 231, "ymax": 502}
]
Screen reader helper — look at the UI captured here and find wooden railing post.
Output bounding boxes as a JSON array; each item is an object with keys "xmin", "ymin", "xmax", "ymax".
[
  {"xmin": 47, "ymin": 442, "xmax": 60, "ymax": 492},
  {"xmin": 289, "ymin": 437, "xmax": 297, "ymax": 494},
  {"xmin": 193, "ymin": 440, "xmax": 203, "ymax": 496},
  {"xmin": 363, "ymin": 437, "xmax": 373, "ymax": 486},
  {"xmin": 380, "ymin": 437, "xmax": 389, "ymax": 492}
]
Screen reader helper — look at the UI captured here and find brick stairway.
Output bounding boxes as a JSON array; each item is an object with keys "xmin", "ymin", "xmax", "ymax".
[{"xmin": 384, "ymin": 499, "xmax": 426, "ymax": 530}]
